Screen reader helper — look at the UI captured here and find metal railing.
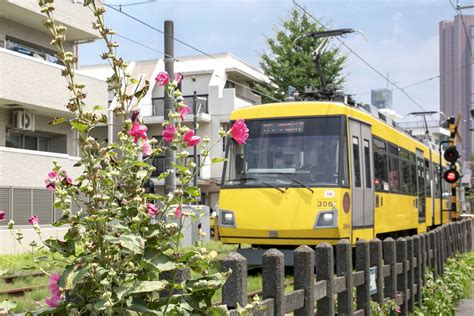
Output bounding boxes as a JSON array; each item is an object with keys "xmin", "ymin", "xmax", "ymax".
[
  {"xmin": 3, "ymin": 40, "xmax": 63, "ymax": 66},
  {"xmin": 150, "ymin": 155, "xmax": 201, "ymax": 177},
  {"xmin": 152, "ymin": 95, "xmax": 209, "ymax": 116}
]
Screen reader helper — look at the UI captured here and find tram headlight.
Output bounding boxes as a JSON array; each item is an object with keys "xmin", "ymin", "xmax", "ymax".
[
  {"xmin": 219, "ymin": 210, "xmax": 236, "ymax": 227},
  {"xmin": 314, "ymin": 210, "xmax": 337, "ymax": 228}
]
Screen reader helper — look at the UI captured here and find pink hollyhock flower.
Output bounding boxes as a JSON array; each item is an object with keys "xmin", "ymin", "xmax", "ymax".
[
  {"xmin": 65, "ymin": 176, "xmax": 73, "ymax": 185},
  {"xmin": 395, "ymin": 306, "xmax": 401, "ymax": 314},
  {"xmin": 131, "ymin": 110, "xmax": 140, "ymax": 122},
  {"xmin": 128, "ymin": 121, "xmax": 148, "ymax": 143},
  {"xmin": 177, "ymin": 105, "xmax": 192, "ymax": 120},
  {"xmin": 45, "ymin": 273, "xmax": 61, "ymax": 307},
  {"xmin": 155, "ymin": 71, "xmax": 170, "ymax": 86},
  {"xmin": 0, "ymin": 210, "xmax": 6, "ymax": 221},
  {"xmin": 162, "ymin": 124, "xmax": 177, "ymax": 142},
  {"xmin": 183, "ymin": 130, "xmax": 201, "ymax": 147},
  {"xmin": 142, "ymin": 141, "xmax": 152, "ymax": 156},
  {"xmin": 175, "ymin": 73, "xmax": 184, "ymax": 83},
  {"xmin": 48, "ymin": 171, "xmax": 57, "ymax": 178},
  {"xmin": 147, "ymin": 203, "xmax": 159, "ymax": 217},
  {"xmin": 28, "ymin": 215, "xmax": 39, "ymax": 225},
  {"xmin": 175, "ymin": 206, "xmax": 181, "ymax": 218},
  {"xmin": 45, "ymin": 179, "xmax": 55, "ymax": 192},
  {"xmin": 230, "ymin": 119, "xmax": 249, "ymax": 145}
]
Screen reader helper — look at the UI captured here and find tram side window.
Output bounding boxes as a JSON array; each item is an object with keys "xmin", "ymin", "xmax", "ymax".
[
  {"xmin": 425, "ymin": 159, "xmax": 431, "ymax": 197},
  {"xmin": 400, "ymin": 149, "xmax": 412, "ymax": 194},
  {"xmin": 373, "ymin": 137, "xmax": 388, "ymax": 191},
  {"xmin": 363, "ymin": 140, "xmax": 372, "ymax": 188},
  {"xmin": 352, "ymin": 136, "xmax": 361, "ymax": 187},
  {"xmin": 409, "ymin": 153, "xmax": 417, "ymax": 196},
  {"xmin": 388, "ymin": 143, "xmax": 400, "ymax": 193},
  {"xmin": 434, "ymin": 164, "xmax": 441, "ymax": 198}
]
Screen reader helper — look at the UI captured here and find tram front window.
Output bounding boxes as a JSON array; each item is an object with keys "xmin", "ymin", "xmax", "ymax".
[{"xmin": 223, "ymin": 117, "xmax": 348, "ymax": 188}]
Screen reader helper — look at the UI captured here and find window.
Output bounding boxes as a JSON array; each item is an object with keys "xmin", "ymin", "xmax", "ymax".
[
  {"xmin": 373, "ymin": 137, "xmax": 388, "ymax": 191},
  {"xmin": 363, "ymin": 140, "xmax": 371, "ymax": 188},
  {"xmin": 223, "ymin": 116, "xmax": 348, "ymax": 188},
  {"xmin": 434, "ymin": 164, "xmax": 441, "ymax": 198},
  {"xmin": 221, "ymin": 122, "xmax": 229, "ymax": 152},
  {"xmin": 425, "ymin": 159, "xmax": 431, "ymax": 197},
  {"xmin": 400, "ymin": 149, "xmax": 412, "ymax": 194},
  {"xmin": 388, "ymin": 143, "xmax": 400, "ymax": 193},
  {"xmin": 409, "ymin": 153, "xmax": 417, "ymax": 196},
  {"xmin": 6, "ymin": 134, "xmax": 51, "ymax": 152},
  {"xmin": 353, "ymin": 136, "xmax": 361, "ymax": 188}
]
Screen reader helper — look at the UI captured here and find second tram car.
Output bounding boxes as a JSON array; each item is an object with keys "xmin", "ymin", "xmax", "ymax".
[{"xmin": 217, "ymin": 102, "xmax": 458, "ymax": 251}]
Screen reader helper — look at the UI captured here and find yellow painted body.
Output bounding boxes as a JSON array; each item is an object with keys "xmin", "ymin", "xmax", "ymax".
[{"xmin": 218, "ymin": 102, "xmax": 459, "ymax": 246}]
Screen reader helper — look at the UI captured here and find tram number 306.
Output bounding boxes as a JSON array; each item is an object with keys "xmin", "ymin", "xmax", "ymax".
[{"xmin": 316, "ymin": 200, "xmax": 336, "ymax": 209}]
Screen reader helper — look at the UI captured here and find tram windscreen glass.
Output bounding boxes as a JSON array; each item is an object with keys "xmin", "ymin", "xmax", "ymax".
[{"xmin": 223, "ymin": 116, "xmax": 347, "ymax": 188}]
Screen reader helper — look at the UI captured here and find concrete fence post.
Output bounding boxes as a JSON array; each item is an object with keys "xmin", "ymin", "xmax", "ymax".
[
  {"xmin": 468, "ymin": 219, "xmax": 473, "ymax": 251},
  {"xmin": 370, "ymin": 238, "xmax": 384, "ymax": 305},
  {"xmin": 262, "ymin": 248, "xmax": 285, "ymax": 316},
  {"xmin": 446, "ymin": 224, "xmax": 452, "ymax": 258},
  {"xmin": 294, "ymin": 245, "xmax": 314, "ymax": 316},
  {"xmin": 429, "ymin": 231, "xmax": 437, "ymax": 278},
  {"xmin": 315, "ymin": 242, "xmax": 334, "ymax": 316},
  {"xmin": 336, "ymin": 239, "xmax": 353, "ymax": 316},
  {"xmin": 420, "ymin": 234, "xmax": 427, "ymax": 286},
  {"xmin": 455, "ymin": 222, "xmax": 461, "ymax": 253},
  {"xmin": 439, "ymin": 229, "xmax": 445, "ymax": 274},
  {"xmin": 383, "ymin": 237, "xmax": 397, "ymax": 300},
  {"xmin": 413, "ymin": 235, "xmax": 422, "ymax": 309},
  {"xmin": 355, "ymin": 239, "xmax": 371, "ymax": 316},
  {"xmin": 396, "ymin": 237, "xmax": 408, "ymax": 316},
  {"xmin": 221, "ymin": 252, "xmax": 248, "ymax": 309},
  {"xmin": 159, "ymin": 268, "xmax": 190, "ymax": 297},
  {"xmin": 406, "ymin": 237, "xmax": 415, "ymax": 312},
  {"xmin": 436, "ymin": 229, "xmax": 443, "ymax": 276},
  {"xmin": 461, "ymin": 221, "xmax": 467, "ymax": 253}
]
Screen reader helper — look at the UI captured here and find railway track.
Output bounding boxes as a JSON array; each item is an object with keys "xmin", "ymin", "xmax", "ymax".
[{"xmin": 0, "ymin": 271, "xmax": 47, "ymax": 296}]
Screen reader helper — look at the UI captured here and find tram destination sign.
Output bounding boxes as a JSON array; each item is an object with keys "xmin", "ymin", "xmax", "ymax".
[{"xmin": 262, "ymin": 121, "xmax": 304, "ymax": 134}]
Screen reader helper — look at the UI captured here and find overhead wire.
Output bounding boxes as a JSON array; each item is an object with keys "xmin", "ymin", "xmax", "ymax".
[
  {"xmin": 103, "ymin": 3, "xmax": 281, "ymax": 103},
  {"xmin": 292, "ymin": 0, "xmax": 429, "ymax": 112}
]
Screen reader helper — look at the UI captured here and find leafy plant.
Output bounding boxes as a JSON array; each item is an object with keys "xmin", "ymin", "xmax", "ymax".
[
  {"xmin": 370, "ymin": 299, "xmax": 400, "ymax": 315},
  {"xmin": 5, "ymin": 0, "xmax": 249, "ymax": 314}
]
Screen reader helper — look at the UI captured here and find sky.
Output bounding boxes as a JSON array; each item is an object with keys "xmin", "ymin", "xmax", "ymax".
[{"xmin": 80, "ymin": 0, "xmax": 455, "ymax": 116}]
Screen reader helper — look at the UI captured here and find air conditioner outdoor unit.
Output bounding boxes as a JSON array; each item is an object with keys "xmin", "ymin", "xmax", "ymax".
[{"xmin": 12, "ymin": 110, "xmax": 35, "ymax": 131}]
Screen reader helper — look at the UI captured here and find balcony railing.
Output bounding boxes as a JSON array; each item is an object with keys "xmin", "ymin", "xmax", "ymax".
[
  {"xmin": 152, "ymin": 95, "xmax": 209, "ymax": 116},
  {"xmin": 1, "ymin": 39, "xmax": 63, "ymax": 66}
]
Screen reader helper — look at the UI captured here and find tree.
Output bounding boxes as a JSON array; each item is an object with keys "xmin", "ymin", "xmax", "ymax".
[{"xmin": 255, "ymin": 6, "xmax": 347, "ymax": 103}]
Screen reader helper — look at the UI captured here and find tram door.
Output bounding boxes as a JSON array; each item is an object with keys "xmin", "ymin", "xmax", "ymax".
[
  {"xmin": 349, "ymin": 120, "xmax": 374, "ymax": 241},
  {"xmin": 416, "ymin": 149, "xmax": 426, "ymax": 224}
]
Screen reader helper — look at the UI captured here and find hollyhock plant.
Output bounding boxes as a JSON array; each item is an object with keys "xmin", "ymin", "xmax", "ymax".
[
  {"xmin": 28, "ymin": 215, "xmax": 39, "ymax": 225},
  {"xmin": 0, "ymin": 210, "xmax": 5, "ymax": 221},
  {"xmin": 230, "ymin": 119, "xmax": 249, "ymax": 144},
  {"xmin": 155, "ymin": 71, "xmax": 170, "ymax": 86},
  {"xmin": 177, "ymin": 104, "xmax": 192, "ymax": 120},
  {"xmin": 175, "ymin": 72, "xmax": 184, "ymax": 83},
  {"xmin": 12, "ymin": 1, "xmax": 232, "ymax": 315},
  {"xmin": 183, "ymin": 130, "xmax": 201, "ymax": 147},
  {"xmin": 128, "ymin": 121, "xmax": 148, "ymax": 143},
  {"xmin": 162, "ymin": 124, "xmax": 177, "ymax": 142}
]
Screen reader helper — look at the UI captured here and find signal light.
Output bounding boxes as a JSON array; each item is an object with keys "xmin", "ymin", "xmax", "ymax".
[
  {"xmin": 443, "ymin": 169, "xmax": 459, "ymax": 183},
  {"xmin": 444, "ymin": 147, "xmax": 459, "ymax": 163}
]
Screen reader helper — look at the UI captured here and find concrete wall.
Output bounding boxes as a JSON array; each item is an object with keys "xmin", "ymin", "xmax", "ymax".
[
  {"xmin": 0, "ymin": 226, "xmax": 68, "ymax": 255},
  {"xmin": 0, "ymin": 48, "xmax": 108, "ymax": 115},
  {"xmin": 0, "ymin": 147, "xmax": 81, "ymax": 188}
]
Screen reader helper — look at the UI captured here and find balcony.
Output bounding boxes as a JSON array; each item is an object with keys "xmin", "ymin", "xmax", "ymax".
[
  {"xmin": 0, "ymin": 146, "xmax": 82, "ymax": 188},
  {"xmin": 0, "ymin": 0, "xmax": 99, "ymax": 41},
  {"xmin": 148, "ymin": 154, "xmax": 211, "ymax": 183},
  {"xmin": 145, "ymin": 95, "xmax": 211, "ymax": 124},
  {"xmin": 0, "ymin": 47, "xmax": 108, "ymax": 115}
]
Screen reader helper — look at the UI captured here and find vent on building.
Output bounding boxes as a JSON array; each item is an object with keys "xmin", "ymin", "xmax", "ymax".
[{"xmin": 12, "ymin": 110, "xmax": 35, "ymax": 131}]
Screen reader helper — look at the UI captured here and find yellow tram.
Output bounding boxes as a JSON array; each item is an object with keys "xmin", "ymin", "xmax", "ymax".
[{"xmin": 217, "ymin": 101, "xmax": 459, "ymax": 249}]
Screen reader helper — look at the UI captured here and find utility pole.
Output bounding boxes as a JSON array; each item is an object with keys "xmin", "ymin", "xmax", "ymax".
[{"xmin": 164, "ymin": 20, "xmax": 176, "ymax": 194}]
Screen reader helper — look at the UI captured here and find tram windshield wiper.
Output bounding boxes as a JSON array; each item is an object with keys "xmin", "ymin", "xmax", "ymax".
[
  {"xmin": 227, "ymin": 177, "xmax": 287, "ymax": 193},
  {"xmin": 274, "ymin": 173, "xmax": 314, "ymax": 193}
]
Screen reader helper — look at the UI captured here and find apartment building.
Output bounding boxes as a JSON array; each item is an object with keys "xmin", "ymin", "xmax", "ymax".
[
  {"xmin": 82, "ymin": 53, "xmax": 268, "ymax": 210},
  {"xmin": 0, "ymin": 0, "xmax": 108, "ymax": 252}
]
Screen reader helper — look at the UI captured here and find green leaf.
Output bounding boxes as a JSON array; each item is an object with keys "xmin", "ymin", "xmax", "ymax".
[
  {"xmin": 49, "ymin": 117, "xmax": 65, "ymax": 125},
  {"xmin": 209, "ymin": 305, "xmax": 229, "ymax": 316},
  {"xmin": 130, "ymin": 78, "xmax": 140, "ymax": 84},
  {"xmin": 158, "ymin": 171, "xmax": 169, "ymax": 180},
  {"xmin": 133, "ymin": 161, "xmax": 150, "ymax": 168},
  {"xmin": 141, "ymin": 251, "xmax": 176, "ymax": 272},
  {"xmin": 211, "ymin": 157, "xmax": 227, "ymax": 163},
  {"xmin": 74, "ymin": 241, "xmax": 85, "ymax": 256},
  {"xmin": 129, "ymin": 281, "xmax": 168, "ymax": 294},
  {"xmin": 185, "ymin": 186, "xmax": 201, "ymax": 197},
  {"xmin": 70, "ymin": 120, "xmax": 88, "ymax": 132},
  {"xmin": 0, "ymin": 300, "xmax": 16, "ymax": 312},
  {"xmin": 93, "ymin": 105, "xmax": 106, "ymax": 111},
  {"xmin": 0, "ymin": 269, "xmax": 7, "ymax": 276},
  {"xmin": 119, "ymin": 234, "xmax": 145, "ymax": 254}
]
